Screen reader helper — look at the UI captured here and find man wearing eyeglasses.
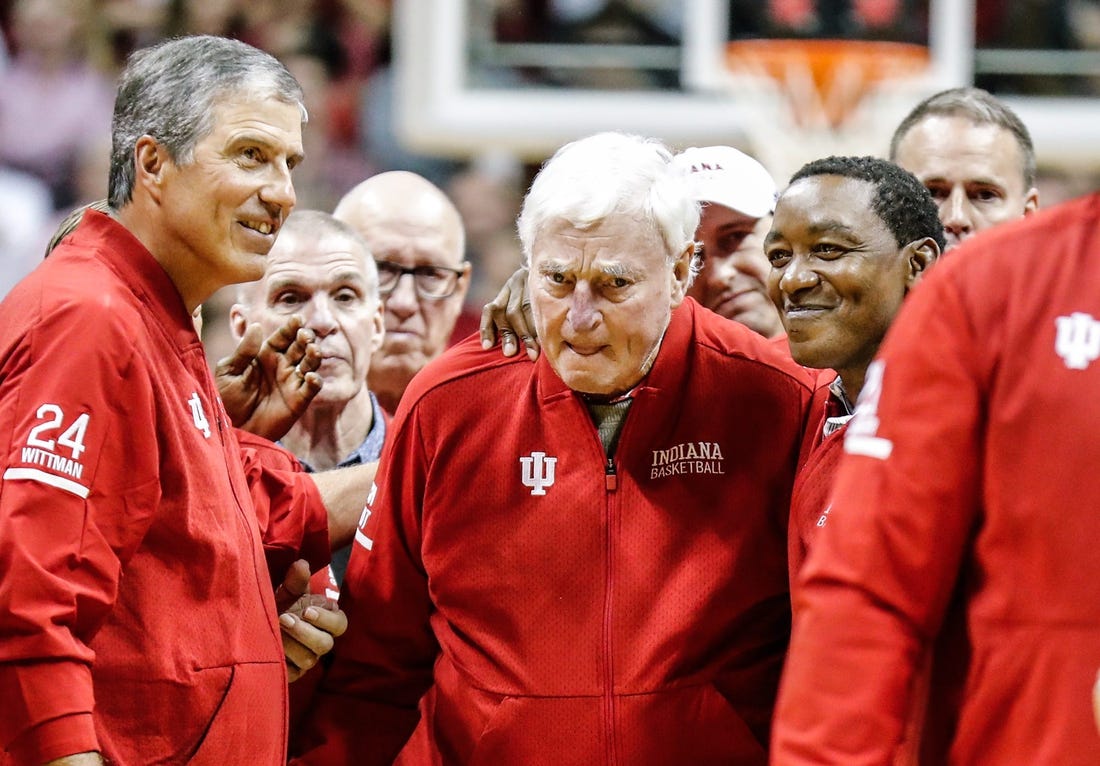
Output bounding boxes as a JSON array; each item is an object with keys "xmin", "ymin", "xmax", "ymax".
[{"xmin": 334, "ymin": 171, "xmax": 470, "ymax": 414}]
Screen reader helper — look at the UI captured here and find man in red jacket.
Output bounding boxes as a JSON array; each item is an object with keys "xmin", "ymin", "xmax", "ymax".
[
  {"xmin": 771, "ymin": 193, "xmax": 1100, "ymax": 763},
  {"xmin": 766, "ymin": 156, "xmax": 943, "ymax": 583},
  {"xmin": 295, "ymin": 132, "xmax": 815, "ymax": 765},
  {"xmin": 0, "ymin": 36, "xmax": 367, "ymax": 765}
]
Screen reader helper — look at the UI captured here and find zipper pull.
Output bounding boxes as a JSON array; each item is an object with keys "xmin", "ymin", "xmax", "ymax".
[{"xmin": 605, "ymin": 458, "xmax": 617, "ymax": 491}]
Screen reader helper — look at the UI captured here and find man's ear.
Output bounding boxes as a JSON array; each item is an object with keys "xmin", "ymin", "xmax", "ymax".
[
  {"xmin": 370, "ymin": 300, "xmax": 385, "ymax": 354},
  {"xmin": 1023, "ymin": 186, "xmax": 1040, "ymax": 216},
  {"xmin": 669, "ymin": 241, "xmax": 694, "ymax": 307},
  {"xmin": 228, "ymin": 304, "xmax": 249, "ymax": 341},
  {"xmin": 452, "ymin": 261, "xmax": 473, "ymax": 304},
  {"xmin": 134, "ymin": 135, "xmax": 168, "ymax": 202},
  {"xmin": 904, "ymin": 236, "xmax": 940, "ymax": 291}
]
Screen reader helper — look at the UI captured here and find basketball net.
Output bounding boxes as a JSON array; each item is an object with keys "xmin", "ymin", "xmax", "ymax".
[{"xmin": 723, "ymin": 39, "xmax": 933, "ymax": 184}]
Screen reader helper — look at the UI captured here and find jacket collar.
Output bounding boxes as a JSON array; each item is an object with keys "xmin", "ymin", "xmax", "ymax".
[{"xmin": 70, "ymin": 210, "xmax": 202, "ymax": 353}]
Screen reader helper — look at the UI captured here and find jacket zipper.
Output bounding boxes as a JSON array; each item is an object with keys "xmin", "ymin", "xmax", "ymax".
[{"xmin": 603, "ymin": 455, "xmax": 618, "ymax": 764}]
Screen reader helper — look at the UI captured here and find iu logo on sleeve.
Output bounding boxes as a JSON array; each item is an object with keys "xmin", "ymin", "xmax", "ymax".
[
  {"xmin": 1055, "ymin": 312, "xmax": 1100, "ymax": 370},
  {"xmin": 354, "ymin": 507, "xmax": 373, "ymax": 551},
  {"xmin": 354, "ymin": 482, "xmax": 378, "ymax": 551},
  {"xmin": 520, "ymin": 451, "xmax": 557, "ymax": 496}
]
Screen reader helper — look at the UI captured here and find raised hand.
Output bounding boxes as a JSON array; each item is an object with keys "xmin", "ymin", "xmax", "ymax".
[{"xmin": 216, "ymin": 316, "xmax": 322, "ymax": 441}]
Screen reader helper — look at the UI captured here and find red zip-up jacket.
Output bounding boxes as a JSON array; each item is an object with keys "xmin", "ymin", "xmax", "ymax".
[
  {"xmin": 295, "ymin": 298, "xmax": 814, "ymax": 765},
  {"xmin": 0, "ymin": 212, "xmax": 325, "ymax": 765},
  {"xmin": 773, "ymin": 194, "xmax": 1100, "ymax": 765}
]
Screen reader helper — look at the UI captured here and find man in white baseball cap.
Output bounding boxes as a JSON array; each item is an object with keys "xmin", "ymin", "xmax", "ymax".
[{"xmin": 672, "ymin": 145, "xmax": 783, "ymax": 339}]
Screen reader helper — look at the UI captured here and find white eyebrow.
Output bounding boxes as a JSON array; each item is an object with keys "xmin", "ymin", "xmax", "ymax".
[{"xmin": 536, "ymin": 259, "xmax": 645, "ymax": 280}]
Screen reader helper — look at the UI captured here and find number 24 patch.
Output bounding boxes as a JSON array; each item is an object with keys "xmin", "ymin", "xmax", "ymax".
[
  {"xmin": 4, "ymin": 404, "xmax": 92, "ymax": 497},
  {"xmin": 25, "ymin": 404, "xmax": 90, "ymax": 459}
]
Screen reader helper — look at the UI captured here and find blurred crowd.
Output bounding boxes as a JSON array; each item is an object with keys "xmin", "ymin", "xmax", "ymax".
[
  {"xmin": 3, "ymin": 0, "xmax": 1100, "ymax": 306},
  {"xmin": 0, "ymin": 0, "xmax": 531, "ymax": 336}
]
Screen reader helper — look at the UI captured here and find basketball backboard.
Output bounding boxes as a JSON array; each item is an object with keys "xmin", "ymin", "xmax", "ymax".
[{"xmin": 393, "ymin": 0, "xmax": 1100, "ymax": 174}]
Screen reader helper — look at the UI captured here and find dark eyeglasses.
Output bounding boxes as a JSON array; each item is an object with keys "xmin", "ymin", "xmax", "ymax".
[{"xmin": 375, "ymin": 260, "xmax": 465, "ymax": 299}]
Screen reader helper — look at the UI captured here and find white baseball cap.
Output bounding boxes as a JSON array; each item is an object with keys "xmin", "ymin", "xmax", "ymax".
[{"xmin": 671, "ymin": 145, "xmax": 778, "ymax": 218}]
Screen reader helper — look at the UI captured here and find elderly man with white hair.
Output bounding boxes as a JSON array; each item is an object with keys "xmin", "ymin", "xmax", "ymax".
[
  {"xmin": 481, "ymin": 143, "xmax": 783, "ymax": 357},
  {"xmin": 295, "ymin": 132, "xmax": 814, "ymax": 766}
]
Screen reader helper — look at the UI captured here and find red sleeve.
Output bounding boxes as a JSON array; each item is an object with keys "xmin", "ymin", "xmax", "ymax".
[
  {"xmin": 292, "ymin": 403, "xmax": 437, "ymax": 765},
  {"xmin": 236, "ymin": 429, "xmax": 331, "ymax": 585},
  {"xmin": 772, "ymin": 269, "xmax": 985, "ymax": 763},
  {"xmin": 0, "ymin": 305, "xmax": 161, "ymax": 763}
]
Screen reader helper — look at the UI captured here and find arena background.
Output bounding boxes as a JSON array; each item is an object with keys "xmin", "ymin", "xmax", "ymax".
[{"xmin": 3, "ymin": 0, "xmax": 1098, "ymax": 344}]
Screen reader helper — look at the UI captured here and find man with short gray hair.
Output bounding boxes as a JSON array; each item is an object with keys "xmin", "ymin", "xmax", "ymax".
[
  {"xmin": 0, "ymin": 36, "xmax": 363, "ymax": 765},
  {"xmin": 480, "ymin": 144, "xmax": 784, "ymax": 356},
  {"xmin": 889, "ymin": 86, "xmax": 1039, "ymax": 249}
]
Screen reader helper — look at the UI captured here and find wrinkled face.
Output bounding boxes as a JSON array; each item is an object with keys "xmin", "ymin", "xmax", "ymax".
[
  {"xmin": 893, "ymin": 115, "xmax": 1037, "ymax": 249},
  {"xmin": 234, "ymin": 230, "xmax": 383, "ymax": 406},
  {"xmin": 528, "ymin": 216, "xmax": 690, "ymax": 397},
  {"xmin": 158, "ymin": 96, "xmax": 303, "ymax": 291},
  {"xmin": 765, "ymin": 175, "xmax": 913, "ymax": 380},
  {"xmin": 359, "ymin": 217, "xmax": 468, "ymax": 399},
  {"xmin": 688, "ymin": 204, "xmax": 782, "ymax": 338}
]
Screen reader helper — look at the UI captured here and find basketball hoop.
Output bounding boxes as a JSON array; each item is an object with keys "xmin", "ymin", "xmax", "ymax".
[{"xmin": 723, "ymin": 39, "xmax": 933, "ymax": 183}]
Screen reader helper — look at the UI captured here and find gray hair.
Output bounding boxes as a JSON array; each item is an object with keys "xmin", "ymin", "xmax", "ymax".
[
  {"xmin": 517, "ymin": 132, "xmax": 699, "ymax": 266},
  {"xmin": 109, "ymin": 35, "xmax": 306, "ymax": 208},
  {"xmin": 236, "ymin": 210, "xmax": 380, "ymax": 305},
  {"xmin": 889, "ymin": 86, "xmax": 1036, "ymax": 188}
]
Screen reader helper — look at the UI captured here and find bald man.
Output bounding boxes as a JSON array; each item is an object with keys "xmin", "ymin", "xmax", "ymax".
[{"xmin": 334, "ymin": 172, "xmax": 470, "ymax": 414}]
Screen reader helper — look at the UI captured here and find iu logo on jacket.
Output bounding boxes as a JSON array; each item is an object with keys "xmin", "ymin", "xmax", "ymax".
[
  {"xmin": 520, "ymin": 451, "xmax": 557, "ymax": 496},
  {"xmin": 1055, "ymin": 312, "xmax": 1100, "ymax": 370}
]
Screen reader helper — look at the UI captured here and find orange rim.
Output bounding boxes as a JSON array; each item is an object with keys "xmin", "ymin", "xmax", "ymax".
[{"xmin": 724, "ymin": 39, "xmax": 930, "ymax": 127}]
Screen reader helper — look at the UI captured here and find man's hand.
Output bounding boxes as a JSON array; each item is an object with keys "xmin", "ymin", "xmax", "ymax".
[
  {"xmin": 274, "ymin": 560, "xmax": 348, "ymax": 683},
  {"xmin": 479, "ymin": 266, "xmax": 540, "ymax": 360},
  {"xmin": 215, "ymin": 317, "xmax": 322, "ymax": 441}
]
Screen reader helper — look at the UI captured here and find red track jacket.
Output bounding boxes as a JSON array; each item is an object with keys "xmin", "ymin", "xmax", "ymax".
[
  {"xmin": 773, "ymin": 194, "xmax": 1100, "ymax": 765},
  {"xmin": 296, "ymin": 298, "xmax": 814, "ymax": 765},
  {"xmin": 0, "ymin": 212, "xmax": 326, "ymax": 765}
]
